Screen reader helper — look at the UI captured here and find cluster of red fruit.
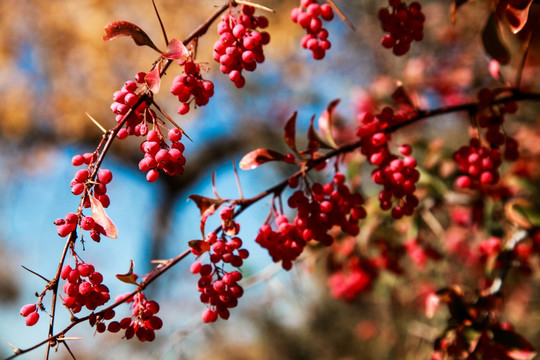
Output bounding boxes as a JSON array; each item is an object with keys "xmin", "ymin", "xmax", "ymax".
[
  {"xmin": 290, "ymin": 0, "xmax": 334, "ymax": 60},
  {"xmin": 111, "ymin": 73, "xmax": 150, "ymax": 139},
  {"xmin": 138, "ymin": 128, "xmax": 186, "ymax": 182},
  {"xmin": 190, "ymin": 207, "xmax": 247, "ymax": 323},
  {"xmin": 60, "ymin": 262, "xmax": 110, "ymax": 313},
  {"xmin": 379, "ymin": 0, "xmax": 425, "ymax": 56},
  {"xmin": 170, "ymin": 60, "xmax": 214, "ymax": 115},
  {"xmin": 103, "ymin": 292, "xmax": 163, "ymax": 342},
  {"xmin": 453, "ymin": 138, "xmax": 503, "ymax": 189},
  {"xmin": 256, "ymin": 173, "xmax": 366, "ymax": 270},
  {"xmin": 476, "ymin": 89, "xmax": 519, "ymax": 160},
  {"xmin": 213, "ymin": 5, "xmax": 270, "ymax": 88},
  {"xmin": 356, "ymin": 108, "xmax": 420, "ymax": 218},
  {"xmin": 20, "ymin": 304, "xmax": 40, "ymax": 326}
]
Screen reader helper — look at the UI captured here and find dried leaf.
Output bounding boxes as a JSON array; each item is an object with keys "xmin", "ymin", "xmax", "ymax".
[
  {"xmin": 162, "ymin": 38, "xmax": 190, "ymax": 60},
  {"xmin": 492, "ymin": 328, "xmax": 536, "ymax": 359},
  {"xmin": 283, "ymin": 112, "xmax": 298, "ymax": 154},
  {"xmin": 391, "ymin": 82, "xmax": 415, "ymax": 108},
  {"xmin": 89, "ymin": 194, "xmax": 118, "ymax": 239},
  {"xmin": 505, "ymin": 198, "xmax": 537, "ymax": 229},
  {"xmin": 308, "ymin": 115, "xmax": 333, "ymax": 151},
  {"xmin": 318, "ymin": 99, "xmax": 340, "ymax": 149},
  {"xmin": 102, "ymin": 21, "xmax": 161, "ymax": 53},
  {"xmin": 505, "ymin": 0, "xmax": 533, "ymax": 34},
  {"xmin": 115, "ymin": 260, "xmax": 138, "ymax": 285},
  {"xmin": 188, "ymin": 240, "xmax": 211, "ymax": 255},
  {"xmin": 239, "ymin": 148, "xmax": 285, "ymax": 170},
  {"xmin": 187, "ymin": 195, "xmax": 225, "ymax": 235},
  {"xmin": 450, "ymin": 0, "xmax": 470, "ymax": 24},
  {"xmin": 145, "ymin": 60, "xmax": 162, "ymax": 94},
  {"xmin": 482, "ymin": 13, "xmax": 510, "ymax": 65}
]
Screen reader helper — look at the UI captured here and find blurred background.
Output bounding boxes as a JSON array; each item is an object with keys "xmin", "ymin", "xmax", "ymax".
[{"xmin": 2, "ymin": 0, "xmax": 540, "ymax": 359}]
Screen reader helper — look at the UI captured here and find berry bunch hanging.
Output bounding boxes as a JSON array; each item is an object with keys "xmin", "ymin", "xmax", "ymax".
[
  {"xmin": 290, "ymin": 0, "xmax": 334, "ymax": 60},
  {"xmin": 379, "ymin": 0, "xmax": 425, "ymax": 56},
  {"xmin": 213, "ymin": 4, "xmax": 270, "ymax": 88}
]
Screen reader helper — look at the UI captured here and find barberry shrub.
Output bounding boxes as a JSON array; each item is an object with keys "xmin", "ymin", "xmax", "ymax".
[{"xmin": 6, "ymin": 0, "xmax": 540, "ymax": 359}]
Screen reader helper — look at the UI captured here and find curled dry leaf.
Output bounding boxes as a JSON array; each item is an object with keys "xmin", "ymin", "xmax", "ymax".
[
  {"xmin": 239, "ymin": 148, "xmax": 285, "ymax": 170},
  {"xmin": 102, "ymin": 21, "xmax": 161, "ymax": 53},
  {"xmin": 482, "ymin": 13, "xmax": 510, "ymax": 65},
  {"xmin": 89, "ymin": 194, "xmax": 118, "ymax": 239},
  {"xmin": 115, "ymin": 260, "xmax": 138, "ymax": 285},
  {"xmin": 318, "ymin": 99, "xmax": 340, "ymax": 149},
  {"xmin": 504, "ymin": 0, "xmax": 533, "ymax": 34},
  {"xmin": 161, "ymin": 38, "xmax": 190, "ymax": 60},
  {"xmin": 505, "ymin": 198, "xmax": 535, "ymax": 229},
  {"xmin": 187, "ymin": 195, "xmax": 225, "ymax": 235},
  {"xmin": 145, "ymin": 60, "xmax": 162, "ymax": 94},
  {"xmin": 450, "ymin": 0, "xmax": 470, "ymax": 24},
  {"xmin": 284, "ymin": 111, "xmax": 298, "ymax": 154},
  {"xmin": 188, "ymin": 240, "xmax": 211, "ymax": 255}
]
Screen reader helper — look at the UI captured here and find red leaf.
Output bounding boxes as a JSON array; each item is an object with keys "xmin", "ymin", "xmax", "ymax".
[
  {"xmin": 505, "ymin": 0, "xmax": 533, "ymax": 34},
  {"xmin": 188, "ymin": 240, "xmax": 211, "ymax": 255},
  {"xmin": 391, "ymin": 82, "xmax": 415, "ymax": 108},
  {"xmin": 102, "ymin": 21, "xmax": 161, "ymax": 53},
  {"xmin": 482, "ymin": 13, "xmax": 510, "ymax": 65},
  {"xmin": 239, "ymin": 149, "xmax": 285, "ymax": 170},
  {"xmin": 450, "ymin": 0, "xmax": 470, "ymax": 24},
  {"xmin": 115, "ymin": 260, "xmax": 138, "ymax": 285},
  {"xmin": 318, "ymin": 99, "xmax": 340, "ymax": 149},
  {"xmin": 145, "ymin": 60, "xmax": 162, "ymax": 94},
  {"xmin": 492, "ymin": 328, "xmax": 536, "ymax": 360},
  {"xmin": 89, "ymin": 194, "xmax": 118, "ymax": 239},
  {"xmin": 284, "ymin": 112, "xmax": 298, "ymax": 154},
  {"xmin": 308, "ymin": 115, "xmax": 332, "ymax": 152},
  {"xmin": 187, "ymin": 195, "xmax": 225, "ymax": 235},
  {"xmin": 161, "ymin": 38, "xmax": 189, "ymax": 60}
]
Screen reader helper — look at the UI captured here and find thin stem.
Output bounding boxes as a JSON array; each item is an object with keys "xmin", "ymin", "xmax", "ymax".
[{"xmin": 515, "ymin": 31, "xmax": 533, "ymax": 90}]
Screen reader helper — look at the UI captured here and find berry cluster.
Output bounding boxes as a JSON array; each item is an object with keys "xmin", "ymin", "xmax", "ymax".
[
  {"xmin": 191, "ymin": 230, "xmax": 247, "ymax": 323},
  {"xmin": 453, "ymin": 138, "xmax": 502, "ymax": 189},
  {"xmin": 379, "ymin": 0, "xmax": 425, "ymax": 56},
  {"xmin": 476, "ymin": 88, "xmax": 519, "ymax": 161},
  {"xmin": 70, "ymin": 153, "xmax": 113, "ymax": 208},
  {"xmin": 213, "ymin": 4, "xmax": 270, "ymax": 88},
  {"xmin": 138, "ymin": 128, "xmax": 186, "ymax": 182},
  {"xmin": 170, "ymin": 60, "xmax": 215, "ymax": 115},
  {"xmin": 256, "ymin": 173, "xmax": 366, "ymax": 270},
  {"xmin": 104, "ymin": 292, "xmax": 162, "ymax": 342},
  {"xmin": 20, "ymin": 304, "xmax": 40, "ymax": 326},
  {"xmin": 60, "ymin": 262, "xmax": 110, "ymax": 313},
  {"xmin": 327, "ymin": 256, "xmax": 375, "ymax": 301},
  {"xmin": 110, "ymin": 73, "xmax": 149, "ymax": 139},
  {"xmin": 356, "ymin": 109, "xmax": 420, "ymax": 218},
  {"xmin": 290, "ymin": 0, "xmax": 334, "ymax": 60}
]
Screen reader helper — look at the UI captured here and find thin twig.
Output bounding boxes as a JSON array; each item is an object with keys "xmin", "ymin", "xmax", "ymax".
[{"xmin": 152, "ymin": 0, "xmax": 169, "ymax": 46}]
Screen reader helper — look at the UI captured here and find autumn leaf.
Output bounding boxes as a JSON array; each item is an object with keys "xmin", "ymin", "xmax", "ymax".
[
  {"xmin": 115, "ymin": 260, "xmax": 138, "ymax": 285},
  {"xmin": 187, "ymin": 195, "xmax": 225, "ymax": 235},
  {"xmin": 89, "ymin": 194, "xmax": 118, "ymax": 239},
  {"xmin": 161, "ymin": 38, "xmax": 190, "ymax": 60},
  {"xmin": 145, "ymin": 60, "xmax": 162, "ymax": 94},
  {"xmin": 482, "ymin": 13, "xmax": 510, "ymax": 65},
  {"xmin": 102, "ymin": 21, "xmax": 162, "ymax": 53},
  {"xmin": 505, "ymin": 0, "xmax": 533, "ymax": 34},
  {"xmin": 284, "ymin": 111, "xmax": 298, "ymax": 154},
  {"xmin": 450, "ymin": 0, "xmax": 470, "ymax": 24},
  {"xmin": 318, "ymin": 99, "xmax": 340, "ymax": 149},
  {"xmin": 239, "ymin": 148, "xmax": 285, "ymax": 170}
]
